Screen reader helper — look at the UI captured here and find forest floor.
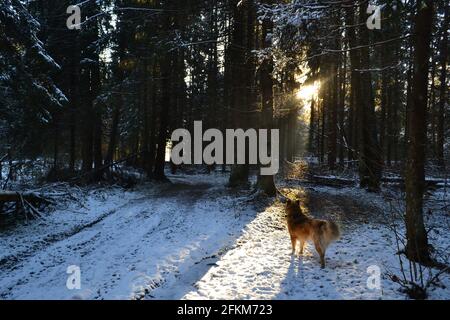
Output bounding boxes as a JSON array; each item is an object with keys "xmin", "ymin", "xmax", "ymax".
[{"xmin": 0, "ymin": 170, "xmax": 449, "ymax": 300}]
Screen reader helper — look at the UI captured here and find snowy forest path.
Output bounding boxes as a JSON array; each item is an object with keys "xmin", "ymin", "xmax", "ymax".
[
  {"xmin": 0, "ymin": 173, "xmax": 256, "ymax": 299},
  {"xmin": 182, "ymin": 184, "xmax": 394, "ymax": 300},
  {"xmin": 1, "ymin": 173, "xmax": 448, "ymax": 300}
]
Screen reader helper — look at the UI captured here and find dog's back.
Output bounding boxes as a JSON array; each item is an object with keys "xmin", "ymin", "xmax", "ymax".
[{"xmin": 286, "ymin": 200, "xmax": 313, "ymax": 240}]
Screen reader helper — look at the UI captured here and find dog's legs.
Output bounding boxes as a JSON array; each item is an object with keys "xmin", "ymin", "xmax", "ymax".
[
  {"xmin": 299, "ymin": 240, "xmax": 305, "ymax": 255},
  {"xmin": 290, "ymin": 235, "xmax": 297, "ymax": 255},
  {"xmin": 314, "ymin": 240, "xmax": 326, "ymax": 268},
  {"xmin": 319, "ymin": 251, "xmax": 326, "ymax": 269}
]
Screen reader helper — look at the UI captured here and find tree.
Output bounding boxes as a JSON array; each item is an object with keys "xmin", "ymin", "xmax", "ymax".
[
  {"xmin": 436, "ymin": 3, "xmax": 449, "ymax": 167},
  {"xmin": 0, "ymin": 0, "xmax": 67, "ymax": 163},
  {"xmin": 405, "ymin": 0, "xmax": 434, "ymax": 263},
  {"xmin": 256, "ymin": 0, "xmax": 276, "ymax": 196},
  {"xmin": 344, "ymin": 4, "xmax": 359, "ymax": 166},
  {"xmin": 79, "ymin": 0, "xmax": 102, "ymax": 175},
  {"xmin": 356, "ymin": 1, "xmax": 383, "ymax": 191},
  {"xmin": 153, "ymin": 1, "xmax": 175, "ymax": 180},
  {"xmin": 228, "ymin": 0, "xmax": 253, "ymax": 187}
]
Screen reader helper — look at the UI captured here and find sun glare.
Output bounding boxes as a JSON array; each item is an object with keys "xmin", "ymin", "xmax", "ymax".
[{"xmin": 296, "ymin": 82, "xmax": 320, "ymax": 102}]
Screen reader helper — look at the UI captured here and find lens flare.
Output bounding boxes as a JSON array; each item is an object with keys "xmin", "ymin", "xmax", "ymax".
[{"xmin": 296, "ymin": 82, "xmax": 319, "ymax": 102}]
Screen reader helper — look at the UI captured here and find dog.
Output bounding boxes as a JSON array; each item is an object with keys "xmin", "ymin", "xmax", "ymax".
[{"xmin": 286, "ymin": 199, "xmax": 340, "ymax": 268}]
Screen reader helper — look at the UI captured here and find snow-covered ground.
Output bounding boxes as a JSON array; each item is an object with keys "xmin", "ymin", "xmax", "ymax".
[
  {"xmin": 184, "ymin": 185, "xmax": 450, "ymax": 300},
  {"xmin": 0, "ymin": 172, "xmax": 449, "ymax": 300}
]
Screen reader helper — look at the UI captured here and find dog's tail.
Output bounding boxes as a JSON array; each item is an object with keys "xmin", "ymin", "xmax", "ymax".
[
  {"xmin": 326, "ymin": 220, "xmax": 341, "ymax": 240},
  {"xmin": 319, "ymin": 220, "xmax": 341, "ymax": 242}
]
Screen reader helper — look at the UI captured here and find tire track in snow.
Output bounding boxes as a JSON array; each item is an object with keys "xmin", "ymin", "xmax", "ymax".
[
  {"xmin": 0, "ymin": 196, "xmax": 150, "ymax": 273},
  {"xmin": 0, "ymin": 174, "xmax": 256, "ymax": 300}
]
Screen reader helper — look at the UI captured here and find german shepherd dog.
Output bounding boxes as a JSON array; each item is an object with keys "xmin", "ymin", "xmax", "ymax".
[{"xmin": 286, "ymin": 199, "xmax": 340, "ymax": 268}]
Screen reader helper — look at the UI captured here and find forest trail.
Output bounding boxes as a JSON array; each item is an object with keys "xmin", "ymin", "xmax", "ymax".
[
  {"xmin": 180, "ymin": 185, "xmax": 395, "ymax": 300},
  {"xmin": 0, "ymin": 173, "xmax": 255, "ymax": 300},
  {"xmin": 0, "ymin": 173, "xmax": 448, "ymax": 300}
]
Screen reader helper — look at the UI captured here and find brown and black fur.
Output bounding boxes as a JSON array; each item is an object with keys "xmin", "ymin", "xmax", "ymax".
[{"xmin": 286, "ymin": 199, "xmax": 340, "ymax": 268}]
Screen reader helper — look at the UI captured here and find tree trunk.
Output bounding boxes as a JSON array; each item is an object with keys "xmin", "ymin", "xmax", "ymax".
[
  {"xmin": 357, "ymin": 2, "xmax": 383, "ymax": 191},
  {"xmin": 436, "ymin": 4, "xmax": 449, "ymax": 167},
  {"xmin": 405, "ymin": 0, "xmax": 434, "ymax": 264},
  {"xmin": 229, "ymin": 0, "xmax": 250, "ymax": 187},
  {"xmin": 153, "ymin": 68, "xmax": 171, "ymax": 180},
  {"xmin": 308, "ymin": 98, "xmax": 316, "ymax": 155},
  {"xmin": 344, "ymin": 5, "xmax": 358, "ymax": 166},
  {"xmin": 147, "ymin": 62, "xmax": 158, "ymax": 177},
  {"xmin": 154, "ymin": 2, "xmax": 176, "ymax": 181},
  {"xmin": 338, "ymin": 51, "xmax": 346, "ymax": 167},
  {"xmin": 327, "ymin": 61, "xmax": 337, "ymax": 171},
  {"xmin": 257, "ymin": 0, "xmax": 276, "ymax": 196}
]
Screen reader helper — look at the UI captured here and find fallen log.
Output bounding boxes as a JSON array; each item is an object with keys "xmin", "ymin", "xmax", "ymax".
[
  {"xmin": 0, "ymin": 192, "xmax": 52, "ymax": 219},
  {"xmin": 0, "ymin": 192, "xmax": 51, "ymax": 204},
  {"xmin": 307, "ymin": 175, "xmax": 356, "ymax": 187},
  {"xmin": 382, "ymin": 177, "xmax": 448, "ymax": 189},
  {"xmin": 286, "ymin": 176, "xmax": 448, "ymax": 190},
  {"xmin": 286, "ymin": 175, "xmax": 356, "ymax": 188}
]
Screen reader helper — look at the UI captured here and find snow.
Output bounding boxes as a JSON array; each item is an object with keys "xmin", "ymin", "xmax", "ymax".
[
  {"xmin": 185, "ymin": 210, "xmax": 391, "ymax": 300},
  {"xmin": 32, "ymin": 81, "xmax": 67, "ymax": 108},
  {"xmin": 80, "ymin": 58, "xmax": 98, "ymax": 65},
  {"xmin": 184, "ymin": 186, "xmax": 449, "ymax": 300},
  {"xmin": 0, "ymin": 172, "xmax": 449, "ymax": 300},
  {"xmin": 34, "ymin": 44, "xmax": 61, "ymax": 70},
  {"xmin": 0, "ymin": 173, "xmax": 254, "ymax": 300}
]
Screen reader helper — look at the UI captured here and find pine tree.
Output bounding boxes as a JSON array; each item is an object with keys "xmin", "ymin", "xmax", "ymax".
[{"xmin": 405, "ymin": 0, "xmax": 434, "ymax": 263}]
